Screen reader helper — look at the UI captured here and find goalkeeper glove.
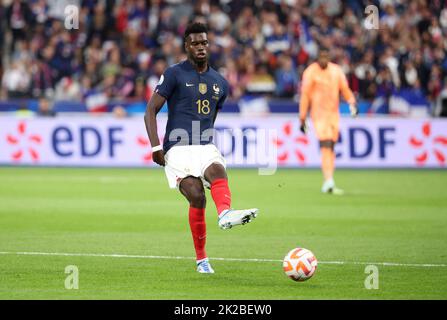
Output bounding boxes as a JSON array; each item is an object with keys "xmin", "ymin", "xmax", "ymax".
[
  {"xmin": 349, "ymin": 103, "xmax": 359, "ymax": 118},
  {"xmin": 299, "ymin": 119, "xmax": 308, "ymax": 134}
]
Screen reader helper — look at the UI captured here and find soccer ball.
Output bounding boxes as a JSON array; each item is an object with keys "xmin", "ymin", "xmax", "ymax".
[{"xmin": 283, "ymin": 247, "xmax": 318, "ymax": 281}]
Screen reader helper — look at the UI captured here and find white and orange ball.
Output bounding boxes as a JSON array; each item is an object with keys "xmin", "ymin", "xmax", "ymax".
[{"xmin": 283, "ymin": 248, "xmax": 318, "ymax": 281}]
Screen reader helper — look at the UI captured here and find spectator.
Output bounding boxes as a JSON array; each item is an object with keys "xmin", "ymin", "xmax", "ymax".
[
  {"xmin": 0, "ymin": 0, "xmax": 445, "ymax": 115},
  {"xmin": 36, "ymin": 97, "xmax": 56, "ymax": 117},
  {"xmin": 53, "ymin": 76, "xmax": 82, "ymax": 101},
  {"xmin": 360, "ymin": 69, "xmax": 378, "ymax": 102},
  {"xmin": 5, "ymin": 0, "xmax": 33, "ymax": 54},
  {"xmin": 274, "ymin": 55, "xmax": 299, "ymax": 98},
  {"xmin": 112, "ymin": 105, "xmax": 128, "ymax": 118},
  {"xmin": 265, "ymin": 22, "xmax": 291, "ymax": 55},
  {"xmin": 30, "ymin": 58, "xmax": 54, "ymax": 98},
  {"xmin": 434, "ymin": 81, "xmax": 447, "ymax": 117},
  {"xmin": 0, "ymin": 4, "xmax": 4, "ymax": 83},
  {"xmin": 428, "ymin": 65, "xmax": 443, "ymax": 102},
  {"xmin": 101, "ymin": 47, "xmax": 122, "ymax": 79},
  {"xmin": 209, "ymin": 4, "xmax": 230, "ymax": 32},
  {"xmin": 244, "ymin": 63, "xmax": 276, "ymax": 95},
  {"xmin": 1, "ymin": 61, "xmax": 30, "ymax": 98}
]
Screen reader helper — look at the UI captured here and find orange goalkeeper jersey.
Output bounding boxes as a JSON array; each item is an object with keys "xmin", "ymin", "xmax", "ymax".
[{"xmin": 299, "ymin": 62, "xmax": 356, "ymax": 121}]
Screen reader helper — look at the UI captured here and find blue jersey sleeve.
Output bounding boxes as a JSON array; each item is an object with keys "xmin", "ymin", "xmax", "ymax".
[
  {"xmin": 155, "ymin": 66, "xmax": 177, "ymax": 99},
  {"xmin": 217, "ymin": 80, "xmax": 229, "ymax": 110}
]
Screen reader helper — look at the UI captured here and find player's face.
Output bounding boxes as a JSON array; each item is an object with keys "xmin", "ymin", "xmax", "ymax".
[
  {"xmin": 185, "ymin": 33, "xmax": 209, "ymax": 64},
  {"xmin": 317, "ymin": 51, "xmax": 330, "ymax": 69}
]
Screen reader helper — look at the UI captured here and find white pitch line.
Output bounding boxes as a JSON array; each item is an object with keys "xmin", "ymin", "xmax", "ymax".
[{"xmin": 0, "ymin": 251, "xmax": 446, "ymax": 268}]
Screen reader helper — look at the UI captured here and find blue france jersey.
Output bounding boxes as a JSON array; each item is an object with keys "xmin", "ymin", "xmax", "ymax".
[{"xmin": 155, "ymin": 60, "xmax": 229, "ymax": 152}]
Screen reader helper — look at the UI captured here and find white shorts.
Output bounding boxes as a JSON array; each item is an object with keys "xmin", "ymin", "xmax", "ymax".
[{"xmin": 164, "ymin": 144, "xmax": 226, "ymax": 189}]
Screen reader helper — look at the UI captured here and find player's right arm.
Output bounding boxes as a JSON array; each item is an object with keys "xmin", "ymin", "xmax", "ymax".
[
  {"xmin": 299, "ymin": 67, "xmax": 313, "ymax": 133},
  {"xmin": 144, "ymin": 92, "xmax": 166, "ymax": 166},
  {"xmin": 144, "ymin": 67, "xmax": 177, "ymax": 167}
]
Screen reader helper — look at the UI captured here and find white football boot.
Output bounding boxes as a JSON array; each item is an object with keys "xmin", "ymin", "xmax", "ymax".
[
  {"xmin": 218, "ymin": 208, "xmax": 259, "ymax": 230},
  {"xmin": 321, "ymin": 178, "xmax": 344, "ymax": 195},
  {"xmin": 196, "ymin": 258, "xmax": 215, "ymax": 274}
]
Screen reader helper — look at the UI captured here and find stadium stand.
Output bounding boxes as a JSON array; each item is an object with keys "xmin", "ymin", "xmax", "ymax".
[{"xmin": 0, "ymin": 0, "xmax": 446, "ymax": 116}]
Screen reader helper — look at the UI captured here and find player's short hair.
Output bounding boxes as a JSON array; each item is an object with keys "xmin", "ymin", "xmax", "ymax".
[
  {"xmin": 184, "ymin": 22, "xmax": 208, "ymax": 41},
  {"xmin": 318, "ymin": 46, "xmax": 330, "ymax": 55}
]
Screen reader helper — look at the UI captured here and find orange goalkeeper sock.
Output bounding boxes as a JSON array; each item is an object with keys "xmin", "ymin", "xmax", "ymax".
[{"xmin": 321, "ymin": 148, "xmax": 335, "ymax": 181}]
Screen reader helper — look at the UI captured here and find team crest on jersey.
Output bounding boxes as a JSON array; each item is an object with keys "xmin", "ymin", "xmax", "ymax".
[
  {"xmin": 199, "ymin": 83, "xmax": 207, "ymax": 95},
  {"xmin": 213, "ymin": 84, "xmax": 220, "ymax": 95}
]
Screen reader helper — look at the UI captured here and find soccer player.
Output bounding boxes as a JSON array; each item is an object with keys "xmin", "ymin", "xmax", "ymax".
[
  {"xmin": 144, "ymin": 23, "xmax": 259, "ymax": 274},
  {"xmin": 299, "ymin": 47, "xmax": 358, "ymax": 194}
]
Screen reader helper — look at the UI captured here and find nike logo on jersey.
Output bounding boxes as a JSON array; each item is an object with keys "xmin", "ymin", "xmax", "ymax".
[{"xmin": 186, "ymin": 83, "xmax": 195, "ymax": 87}]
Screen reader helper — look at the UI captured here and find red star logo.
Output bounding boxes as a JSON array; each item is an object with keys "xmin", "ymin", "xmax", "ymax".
[
  {"xmin": 409, "ymin": 122, "xmax": 447, "ymax": 166},
  {"xmin": 136, "ymin": 135, "xmax": 165, "ymax": 163},
  {"xmin": 136, "ymin": 136, "xmax": 153, "ymax": 163},
  {"xmin": 6, "ymin": 121, "xmax": 42, "ymax": 162},
  {"xmin": 272, "ymin": 122, "xmax": 309, "ymax": 164}
]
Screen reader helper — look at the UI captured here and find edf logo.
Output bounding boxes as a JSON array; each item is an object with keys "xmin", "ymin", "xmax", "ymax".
[
  {"xmin": 52, "ymin": 126, "xmax": 124, "ymax": 157},
  {"xmin": 337, "ymin": 127, "xmax": 396, "ymax": 159}
]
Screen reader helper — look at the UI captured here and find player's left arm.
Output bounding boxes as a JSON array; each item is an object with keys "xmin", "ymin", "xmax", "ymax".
[
  {"xmin": 213, "ymin": 80, "xmax": 229, "ymax": 124},
  {"xmin": 339, "ymin": 68, "xmax": 358, "ymax": 117}
]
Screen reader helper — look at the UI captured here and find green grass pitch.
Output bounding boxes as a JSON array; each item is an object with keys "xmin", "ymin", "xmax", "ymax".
[{"xmin": 0, "ymin": 167, "xmax": 446, "ymax": 300}]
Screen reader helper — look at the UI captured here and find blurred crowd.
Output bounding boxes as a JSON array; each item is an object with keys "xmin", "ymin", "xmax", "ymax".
[{"xmin": 0, "ymin": 0, "xmax": 446, "ymax": 114}]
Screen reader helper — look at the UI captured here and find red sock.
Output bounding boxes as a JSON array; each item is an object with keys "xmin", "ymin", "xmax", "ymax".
[
  {"xmin": 189, "ymin": 207, "xmax": 207, "ymax": 261},
  {"xmin": 210, "ymin": 178, "xmax": 231, "ymax": 215}
]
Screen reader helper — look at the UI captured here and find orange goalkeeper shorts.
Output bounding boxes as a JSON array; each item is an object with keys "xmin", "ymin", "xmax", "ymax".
[{"xmin": 312, "ymin": 114, "xmax": 340, "ymax": 142}]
